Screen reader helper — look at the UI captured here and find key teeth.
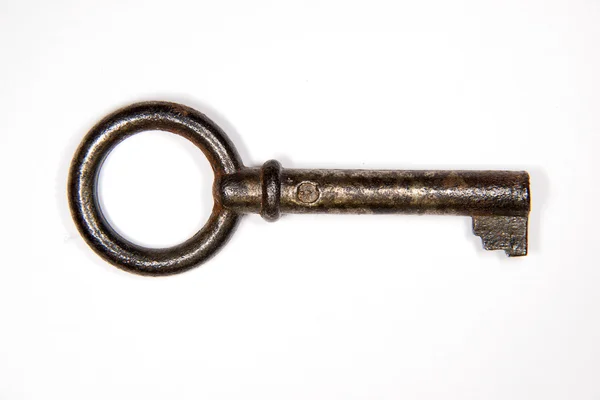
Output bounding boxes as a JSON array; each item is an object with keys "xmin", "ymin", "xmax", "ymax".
[{"xmin": 472, "ymin": 216, "xmax": 528, "ymax": 257}]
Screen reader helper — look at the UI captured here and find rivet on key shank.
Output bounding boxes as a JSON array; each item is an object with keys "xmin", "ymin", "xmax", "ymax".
[{"xmin": 296, "ymin": 182, "xmax": 320, "ymax": 204}]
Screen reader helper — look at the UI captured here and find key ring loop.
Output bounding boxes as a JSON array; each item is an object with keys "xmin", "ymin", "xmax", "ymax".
[{"xmin": 68, "ymin": 102, "xmax": 243, "ymax": 276}]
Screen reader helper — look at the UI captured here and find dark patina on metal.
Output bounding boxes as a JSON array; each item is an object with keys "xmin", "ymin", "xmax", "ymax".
[{"xmin": 68, "ymin": 101, "xmax": 531, "ymax": 276}]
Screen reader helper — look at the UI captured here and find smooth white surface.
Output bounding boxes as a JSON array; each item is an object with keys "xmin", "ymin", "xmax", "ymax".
[{"xmin": 1, "ymin": 0, "xmax": 599, "ymax": 398}]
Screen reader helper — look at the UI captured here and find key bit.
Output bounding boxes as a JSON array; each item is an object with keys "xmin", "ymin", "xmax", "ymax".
[{"xmin": 68, "ymin": 102, "xmax": 530, "ymax": 276}]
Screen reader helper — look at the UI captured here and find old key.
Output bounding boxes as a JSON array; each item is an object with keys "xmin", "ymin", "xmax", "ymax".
[{"xmin": 68, "ymin": 102, "xmax": 530, "ymax": 276}]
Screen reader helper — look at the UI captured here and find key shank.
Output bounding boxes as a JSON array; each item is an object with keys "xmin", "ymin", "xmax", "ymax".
[{"xmin": 217, "ymin": 160, "xmax": 530, "ymax": 256}]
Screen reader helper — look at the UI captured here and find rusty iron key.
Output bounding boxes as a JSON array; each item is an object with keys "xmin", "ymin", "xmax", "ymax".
[{"xmin": 68, "ymin": 102, "xmax": 530, "ymax": 276}]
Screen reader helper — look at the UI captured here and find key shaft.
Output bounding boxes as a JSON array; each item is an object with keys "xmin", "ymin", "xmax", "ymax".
[
  {"xmin": 217, "ymin": 160, "xmax": 530, "ymax": 257},
  {"xmin": 218, "ymin": 161, "xmax": 529, "ymax": 218}
]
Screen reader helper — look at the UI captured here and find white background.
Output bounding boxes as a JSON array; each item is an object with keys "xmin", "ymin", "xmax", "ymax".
[{"xmin": 1, "ymin": 0, "xmax": 599, "ymax": 399}]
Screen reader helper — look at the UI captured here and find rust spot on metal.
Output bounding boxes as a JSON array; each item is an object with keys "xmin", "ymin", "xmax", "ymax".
[{"xmin": 442, "ymin": 172, "xmax": 468, "ymax": 188}]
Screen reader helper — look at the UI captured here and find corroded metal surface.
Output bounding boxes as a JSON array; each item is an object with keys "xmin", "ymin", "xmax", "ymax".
[
  {"xmin": 68, "ymin": 102, "xmax": 242, "ymax": 276},
  {"xmin": 220, "ymin": 167, "xmax": 529, "ymax": 216},
  {"xmin": 473, "ymin": 216, "xmax": 528, "ymax": 256},
  {"xmin": 69, "ymin": 101, "xmax": 531, "ymax": 276}
]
